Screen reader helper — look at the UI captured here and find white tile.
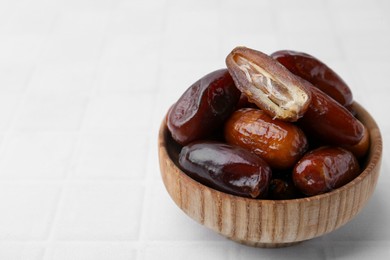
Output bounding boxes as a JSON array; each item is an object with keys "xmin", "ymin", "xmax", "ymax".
[
  {"xmin": 280, "ymin": 32, "xmax": 343, "ymax": 61},
  {"xmin": 97, "ymin": 60, "xmax": 158, "ymax": 94},
  {"xmin": 71, "ymin": 133, "xmax": 148, "ymax": 179},
  {"xmin": 271, "ymin": 0, "xmax": 326, "ymax": 10},
  {"xmin": 142, "ymin": 244, "xmax": 229, "ymax": 260},
  {"xmin": 234, "ymin": 238, "xmax": 331, "ymax": 259},
  {"xmin": 62, "ymin": 0, "xmax": 122, "ymax": 11},
  {"xmin": 0, "ymin": 183, "xmax": 60, "ymax": 239},
  {"xmin": 353, "ymin": 61, "xmax": 390, "ymax": 92},
  {"xmin": 83, "ymin": 94, "xmax": 152, "ymax": 133},
  {"xmin": 276, "ymin": 10, "xmax": 332, "ymax": 33},
  {"xmin": 330, "ymin": 241, "xmax": 390, "ymax": 259},
  {"xmin": 0, "ymin": 94, "xmax": 21, "ymax": 132},
  {"xmin": 219, "ymin": 9, "xmax": 275, "ymax": 35},
  {"xmin": 0, "ymin": 133, "xmax": 77, "ymax": 179},
  {"xmin": 45, "ymin": 243, "xmax": 136, "ymax": 260},
  {"xmin": 28, "ymin": 62, "xmax": 97, "ymax": 95},
  {"xmin": 52, "ymin": 11, "xmax": 110, "ymax": 35},
  {"xmin": 162, "ymin": 10, "xmax": 219, "ymax": 62},
  {"xmin": 0, "ymin": 34, "xmax": 46, "ymax": 63},
  {"xmin": 0, "ymin": 2, "xmax": 57, "ymax": 34},
  {"xmin": 0, "ymin": 63, "xmax": 32, "ymax": 94},
  {"xmin": 100, "ymin": 35, "xmax": 160, "ymax": 63},
  {"xmin": 0, "ymin": 245, "xmax": 44, "ymax": 260},
  {"xmin": 219, "ymin": 33, "xmax": 280, "ymax": 59},
  {"xmin": 327, "ymin": 0, "xmax": 381, "ymax": 10},
  {"xmin": 54, "ymin": 183, "xmax": 144, "ymax": 240},
  {"xmin": 333, "ymin": 9, "xmax": 388, "ymax": 33},
  {"xmin": 159, "ymin": 61, "xmax": 224, "ymax": 93},
  {"xmin": 107, "ymin": 8, "xmax": 164, "ymax": 36},
  {"xmin": 14, "ymin": 93, "xmax": 88, "ymax": 132},
  {"xmin": 166, "ymin": 8, "xmax": 218, "ymax": 36},
  {"xmin": 143, "ymin": 181, "xmax": 223, "ymax": 241},
  {"xmin": 118, "ymin": 0, "xmax": 167, "ymax": 9},
  {"xmin": 39, "ymin": 33, "xmax": 104, "ymax": 63},
  {"xmin": 166, "ymin": 0, "xmax": 220, "ymax": 12},
  {"xmin": 341, "ymin": 33, "xmax": 390, "ymax": 60}
]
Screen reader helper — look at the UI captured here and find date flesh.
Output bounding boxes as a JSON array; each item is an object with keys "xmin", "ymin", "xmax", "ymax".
[
  {"xmin": 179, "ymin": 141, "xmax": 272, "ymax": 198},
  {"xmin": 224, "ymin": 108, "xmax": 308, "ymax": 169},
  {"xmin": 226, "ymin": 47, "xmax": 311, "ymax": 122},
  {"xmin": 293, "ymin": 147, "xmax": 360, "ymax": 196},
  {"xmin": 167, "ymin": 69, "xmax": 240, "ymax": 145},
  {"xmin": 271, "ymin": 50, "xmax": 353, "ymax": 107}
]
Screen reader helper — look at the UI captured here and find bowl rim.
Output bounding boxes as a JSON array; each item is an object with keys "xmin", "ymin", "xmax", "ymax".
[{"xmin": 159, "ymin": 101, "xmax": 382, "ymax": 205}]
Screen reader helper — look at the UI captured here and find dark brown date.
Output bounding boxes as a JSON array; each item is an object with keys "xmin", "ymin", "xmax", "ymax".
[
  {"xmin": 343, "ymin": 124, "xmax": 370, "ymax": 158},
  {"xmin": 179, "ymin": 141, "xmax": 272, "ymax": 198},
  {"xmin": 167, "ymin": 69, "xmax": 240, "ymax": 145},
  {"xmin": 271, "ymin": 50, "xmax": 353, "ymax": 107},
  {"xmin": 226, "ymin": 47, "xmax": 311, "ymax": 122},
  {"xmin": 269, "ymin": 179, "xmax": 302, "ymax": 200},
  {"xmin": 299, "ymin": 82, "xmax": 364, "ymax": 146},
  {"xmin": 293, "ymin": 147, "xmax": 360, "ymax": 196},
  {"xmin": 224, "ymin": 108, "xmax": 308, "ymax": 169}
]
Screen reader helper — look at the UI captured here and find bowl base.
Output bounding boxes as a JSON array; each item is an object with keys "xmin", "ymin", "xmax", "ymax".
[{"xmin": 230, "ymin": 238, "xmax": 302, "ymax": 248}]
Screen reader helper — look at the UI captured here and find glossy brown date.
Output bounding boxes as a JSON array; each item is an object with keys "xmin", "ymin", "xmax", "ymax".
[
  {"xmin": 299, "ymin": 82, "xmax": 364, "ymax": 146},
  {"xmin": 271, "ymin": 50, "xmax": 353, "ymax": 107},
  {"xmin": 179, "ymin": 141, "xmax": 272, "ymax": 198},
  {"xmin": 167, "ymin": 69, "xmax": 240, "ymax": 145},
  {"xmin": 226, "ymin": 47, "xmax": 311, "ymax": 122},
  {"xmin": 343, "ymin": 124, "xmax": 370, "ymax": 158},
  {"xmin": 224, "ymin": 108, "xmax": 308, "ymax": 169},
  {"xmin": 293, "ymin": 147, "xmax": 360, "ymax": 196}
]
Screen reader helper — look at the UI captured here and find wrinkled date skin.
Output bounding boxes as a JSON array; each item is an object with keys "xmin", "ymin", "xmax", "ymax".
[
  {"xmin": 167, "ymin": 69, "xmax": 240, "ymax": 145},
  {"xmin": 269, "ymin": 178, "xmax": 302, "ymax": 200},
  {"xmin": 226, "ymin": 47, "xmax": 311, "ymax": 122},
  {"xmin": 224, "ymin": 108, "xmax": 308, "ymax": 169},
  {"xmin": 299, "ymin": 83, "xmax": 364, "ymax": 146},
  {"xmin": 293, "ymin": 147, "xmax": 360, "ymax": 196},
  {"xmin": 179, "ymin": 141, "xmax": 272, "ymax": 198},
  {"xmin": 271, "ymin": 50, "xmax": 353, "ymax": 107}
]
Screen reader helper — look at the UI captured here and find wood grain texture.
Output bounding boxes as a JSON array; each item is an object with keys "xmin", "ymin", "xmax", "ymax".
[{"xmin": 158, "ymin": 102, "xmax": 382, "ymax": 247}]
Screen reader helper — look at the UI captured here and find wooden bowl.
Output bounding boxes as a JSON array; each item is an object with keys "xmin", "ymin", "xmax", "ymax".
[{"xmin": 158, "ymin": 102, "xmax": 382, "ymax": 248}]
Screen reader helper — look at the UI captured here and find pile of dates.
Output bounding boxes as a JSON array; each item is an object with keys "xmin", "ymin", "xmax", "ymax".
[{"xmin": 167, "ymin": 47, "xmax": 369, "ymax": 199}]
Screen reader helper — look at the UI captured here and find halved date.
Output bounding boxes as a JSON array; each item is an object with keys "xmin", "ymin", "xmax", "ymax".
[
  {"xmin": 167, "ymin": 69, "xmax": 240, "ymax": 145},
  {"xmin": 226, "ymin": 47, "xmax": 311, "ymax": 122},
  {"xmin": 271, "ymin": 50, "xmax": 353, "ymax": 107},
  {"xmin": 293, "ymin": 147, "xmax": 360, "ymax": 196},
  {"xmin": 179, "ymin": 141, "xmax": 272, "ymax": 198}
]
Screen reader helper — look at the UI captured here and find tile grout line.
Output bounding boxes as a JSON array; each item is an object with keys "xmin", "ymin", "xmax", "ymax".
[
  {"xmin": 41, "ymin": 4, "xmax": 120, "ymax": 258},
  {"xmin": 0, "ymin": 0, "xmax": 60, "ymax": 166},
  {"xmin": 40, "ymin": 98, "xmax": 90, "ymax": 260},
  {"xmin": 322, "ymin": 0, "xmax": 347, "ymax": 61},
  {"xmin": 135, "ymin": 2, "xmax": 169, "ymax": 259}
]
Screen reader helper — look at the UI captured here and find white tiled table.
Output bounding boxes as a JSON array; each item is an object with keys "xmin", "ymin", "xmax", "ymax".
[{"xmin": 0, "ymin": 0, "xmax": 389, "ymax": 259}]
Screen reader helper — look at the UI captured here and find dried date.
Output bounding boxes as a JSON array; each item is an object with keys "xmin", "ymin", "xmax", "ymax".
[
  {"xmin": 179, "ymin": 141, "xmax": 272, "ymax": 198},
  {"xmin": 224, "ymin": 108, "xmax": 308, "ymax": 169},
  {"xmin": 167, "ymin": 69, "xmax": 240, "ymax": 145},
  {"xmin": 293, "ymin": 147, "xmax": 360, "ymax": 196},
  {"xmin": 226, "ymin": 47, "xmax": 311, "ymax": 122},
  {"xmin": 271, "ymin": 50, "xmax": 353, "ymax": 107}
]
